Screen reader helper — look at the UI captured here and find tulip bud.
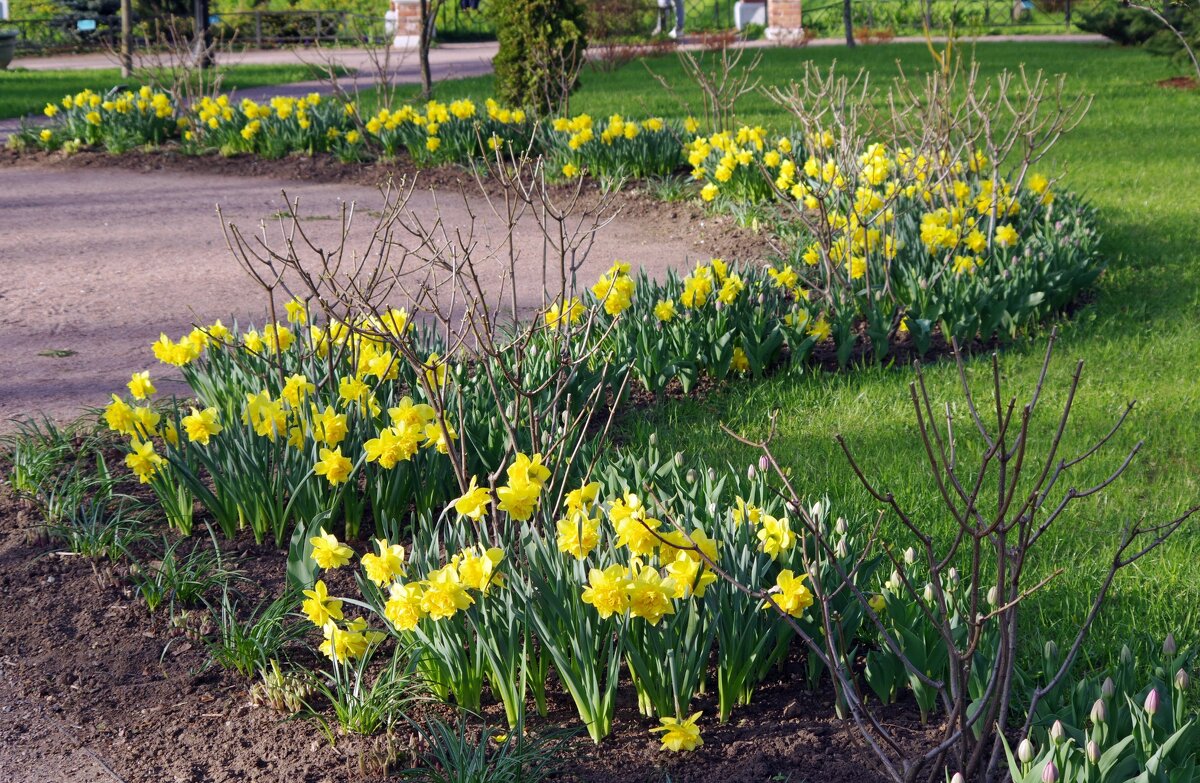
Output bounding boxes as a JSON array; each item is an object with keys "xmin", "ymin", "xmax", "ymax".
[
  {"xmin": 1042, "ymin": 761, "xmax": 1059, "ymax": 783},
  {"xmin": 1044, "ymin": 640, "xmax": 1058, "ymax": 661},
  {"xmin": 923, "ymin": 582, "xmax": 934, "ymax": 603},
  {"xmin": 903, "ymin": 546, "xmax": 916, "ymax": 565},
  {"xmin": 1017, "ymin": 738, "xmax": 1034, "ymax": 764},
  {"xmin": 1121, "ymin": 645, "xmax": 1133, "ymax": 665},
  {"xmin": 1090, "ymin": 698, "xmax": 1107, "ymax": 724},
  {"xmin": 758, "ymin": 454, "xmax": 770, "ymax": 472},
  {"xmin": 811, "ymin": 499, "xmax": 824, "ymax": 518},
  {"xmin": 686, "ymin": 469, "xmax": 697, "ymax": 484},
  {"xmin": 1049, "ymin": 720, "xmax": 1065, "ymax": 745},
  {"xmin": 648, "ymin": 432, "xmax": 658, "ymax": 447},
  {"xmin": 747, "ymin": 463, "xmax": 757, "ymax": 480},
  {"xmin": 835, "ymin": 538, "xmax": 849, "ymax": 558},
  {"xmin": 890, "ymin": 569, "xmax": 903, "ymax": 589},
  {"xmin": 1144, "ymin": 687, "xmax": 1160, "ymax": 716},
  {"xmin": 674, "ymin": 452, "xmax": 684, "ymax": 468},
  {"xmin": 707, "ymin": 467, "xmax": 716, "ymax": 483},
  {"xmin": 948, "ymin": 567, "xmax": 960, "ymax": 584},
  {"xmin": 1175, "ymin": 668, "xmax": 1190, "ymax": 691},
  {"xmin": 987, "ymin": 586, "xmax": 998, "ymax": 606},
  {"xmin": 950, "ymin": 774, "xmax": 965, "ymax": 783},
  {"xmin": 835, "ymin": 517, "xmax": 848, "ymax": 535},
  {"xmin": 1164, "ymin": 633, "xmax": 1177, "ymax": 657},
  {"xmin": 1086, "ymin": 740, "xmax": 1101, "ymax": 766},
  {"xmin": 1101, "ymin": 677, "xmax": 1115, "ymax": 698}
]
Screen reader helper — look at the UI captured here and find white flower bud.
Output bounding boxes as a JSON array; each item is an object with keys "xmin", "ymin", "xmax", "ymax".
[
  {"xmin": 923, "ymin": 582, "xmax": 934, "ymax": 603},
  {"xmin": 1086, "ymin": 740, "xmax": 1101, "ymax": 765},
  {"xmin": 987, "ymin": 586, "xmax": 998, "ymax": 606},
  {"xmin": 1101, "ymin": 677, "xmax": 1115, "ymax": 698},
  {"xmin": 903, "ymin": 546, "xmax": 916, "ymax": 565},
  {"xmin": 648, "ymin": 432, "xmax": 658, "ymax": 447},
  {"xmin": 686, "ymin": 469, "xmax": 697, "ymax": 484},
  {"xmin": 1017, "ymin": 738, "xmax": 1034, "ymax": 764},
  {"xmin": 707, "ymin": 467, "xmax": 716, "ymax": 483},
  {"xmin": 747, "ymin": 463, "xmax": 756, "ymax": 480},
  {"xmin": 835, "ymin": 538, "xmax": 849, "ymax": 558},
  {"xmin": 674, "ymin": 452, "xmax": 684, "ymax": 467},
  {"xmin": 950, "ymin": 774, "xmax": 965, "ymax": 783},
  {"xmin": 835, "ymin": 517, "xmax": 848, "ymax": 535},
  {"xmin": 948, "ymin": 567, "xmax": 960, "ymax": 584},
  {"xmin": 1175, "ymin": 668, "xmax": 1190, "ymax": 691},
  {"xmin": 1090, "ymin": 698, "xmax": 1107, "ymax": 724},
  {"xmin": 1049, "ymin": 720, "xmax": 1065, "ymax": 745}
]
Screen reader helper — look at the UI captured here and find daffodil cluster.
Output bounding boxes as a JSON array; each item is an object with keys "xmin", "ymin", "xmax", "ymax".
[
  {"xmin": 364, "ymin": 97, "xmax": 531, "ymax": 164},
  {"xmin": 185, "ymin": 93, "xmax": 360, "ymax": 159},
  {"xmin": 32, "ymin": 86, "xmax": 176, "ymax": 152},
  {"xmin": 548, "ymin": 112, "xmax": 684, "ymax": 179}
]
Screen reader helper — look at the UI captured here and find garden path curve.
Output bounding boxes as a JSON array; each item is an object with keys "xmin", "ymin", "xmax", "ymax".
[{"xmin": 0, "ymin": 164, "xmax": 732, "ymax": 429}]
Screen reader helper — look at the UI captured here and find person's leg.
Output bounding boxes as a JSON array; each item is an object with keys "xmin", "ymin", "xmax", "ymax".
[
  {"xmin": 671, "ymin": 0, "xmax": 684, "ymax": 38},
  {"xmin": 653, "ymin": 1, "xmax": 665, "ymax": 34}
]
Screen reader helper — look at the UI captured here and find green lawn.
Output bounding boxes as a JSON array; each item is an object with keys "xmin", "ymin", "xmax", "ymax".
[
  {"xmin": 0, "ymin": 63, "xmax": 330, "ymax": 120},
  {"xmin": 400, "ymin": 42, "xmax": 1200, "ymax": 669}
]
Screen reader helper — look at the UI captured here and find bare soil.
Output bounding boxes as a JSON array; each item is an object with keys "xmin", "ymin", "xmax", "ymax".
[
  {"xmin": 0, "ymin": 150, "xmax": 771, "ymax": 430},
  {"xmin": 1157, "ymin": 76, "xmax": 1199, "ymax": 90},
  {"xmin": 0, "ymin": 484, "xmax": 941, "ymax": 783}
]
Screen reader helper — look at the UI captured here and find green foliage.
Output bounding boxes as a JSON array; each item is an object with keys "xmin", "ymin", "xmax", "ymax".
[
  {"xmin": 399, "ymin": 715, "xmax": 569, "ymax": 783},
  {"xmin": 1006, "ymin": 640, "xmax": 1199, "ymax": 783},
  {"xmin": 202, "ymin": 588, "xmax": 307, "ymax": 678},
  {"xmin": 489, "ymin": 0, "xmax": 587, "ymax": 114},
  {"xmin": 126, "ymin": 533, "xmax": 243, "ymax": 615},
  {"xmin": 311, "ymin": 647, "xmax": 418, "ymax": 737},
  {"xmin": 1078, "ymin": 0, "xmax": 1200, "ymax": 70}
]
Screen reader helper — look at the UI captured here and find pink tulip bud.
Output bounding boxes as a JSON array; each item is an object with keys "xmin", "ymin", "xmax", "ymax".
[
  {"xmin": 1042, "ymin": 761, "xmax": 1059, "ymax": 783},
  {"xmin": 1144, "ymin": 687, "xmax": 1160, "ymax": 716},
  {"xmin": 1086, "ymin": 740, "xmax": 1101, "ymax": 765},
  {"xmin": 1164, "ymin": 633, "xmax": 1177, "ymax": 657},
  {"xmin": 950, "ymin": 775, "xmax": 965, "ymax": 783},
  {"xmin": 759, "ymin": 454, "xmax": 770, "ymax": 472},
  {"xmin": 1090, "ymin": 698, "xmax": 1107, "ymax": 724}
]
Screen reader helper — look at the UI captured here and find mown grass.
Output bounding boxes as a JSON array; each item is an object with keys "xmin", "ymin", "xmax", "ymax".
[
  {"xmin": 0, "ymin": 63, "xmax": 330, "ymax": 120},
  {"xmin": 390, "ymin": 42, "xmax": 1200, "ymax": 669}
]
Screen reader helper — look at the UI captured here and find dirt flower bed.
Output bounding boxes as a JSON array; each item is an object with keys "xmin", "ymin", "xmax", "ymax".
[{"xmin": 0, "ymin": 489, "xmax": 936, "ymax": 783}]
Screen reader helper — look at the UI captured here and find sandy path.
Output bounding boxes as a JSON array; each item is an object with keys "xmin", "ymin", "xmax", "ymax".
[{"xmin": 0, "ymin": 164, "xmax": 726, "ymax": 428}]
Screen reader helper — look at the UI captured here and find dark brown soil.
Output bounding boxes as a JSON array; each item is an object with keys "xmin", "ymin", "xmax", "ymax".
[
  {"xmin": 1157, "ymin": 76, "xmax": 1198, "ymax": 90},
  {"xmin": 0, "ymin": 487, "xmax": 941, "ymax": 783}
]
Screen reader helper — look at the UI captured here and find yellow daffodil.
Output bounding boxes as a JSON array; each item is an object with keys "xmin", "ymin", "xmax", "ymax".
[{"xmin": 309, "ymin": 528, "xmax": 354, "ymax": 570}]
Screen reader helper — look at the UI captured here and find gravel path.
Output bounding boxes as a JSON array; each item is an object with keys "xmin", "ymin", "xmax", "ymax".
[{"xmin": 0, "ymin": 163, "xmax": 737, "ymax": 427}]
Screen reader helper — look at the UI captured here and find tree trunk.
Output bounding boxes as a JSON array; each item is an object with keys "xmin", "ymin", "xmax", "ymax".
[
  {"xmin": 419, "ymin": 0, "xmax": 433, "ymax": 98},
  {"xmin": 843, "ymin": 0, "xmax": 856, "ymax": 46},
  {"xmin": 193, "ymin": 0, "xmax": 212, "ymax": 69}
]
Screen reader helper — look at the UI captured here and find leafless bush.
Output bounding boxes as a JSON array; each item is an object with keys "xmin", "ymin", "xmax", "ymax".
[
  {"xmin": 104, "ymin": 18, "xmax": 232, "ymax": 108},
  {"xmin": 645, "ymin": 43, "xmax": 764, "ymax": 134},
  {"xmin": 715, "ymin": 335, "xmax": 1198, "ymax": 782},
  {"xmin": 219, "ymin": 148, "xmax": 631, "ymax": 510}
]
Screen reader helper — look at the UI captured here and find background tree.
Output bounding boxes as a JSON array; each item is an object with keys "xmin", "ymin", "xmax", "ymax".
[{"xmin": 490, "ymin": 0, "xmax": 588, "ymax": 114}]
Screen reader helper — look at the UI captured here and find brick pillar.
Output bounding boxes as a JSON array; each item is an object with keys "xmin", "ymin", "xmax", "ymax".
[
  {"xmin": 766, "ymin": 0, "xmax": 803, "ymax": 40},
  {"xmin": 389, "ymin": 0, "xmax": 421, "ymax": 49}
]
